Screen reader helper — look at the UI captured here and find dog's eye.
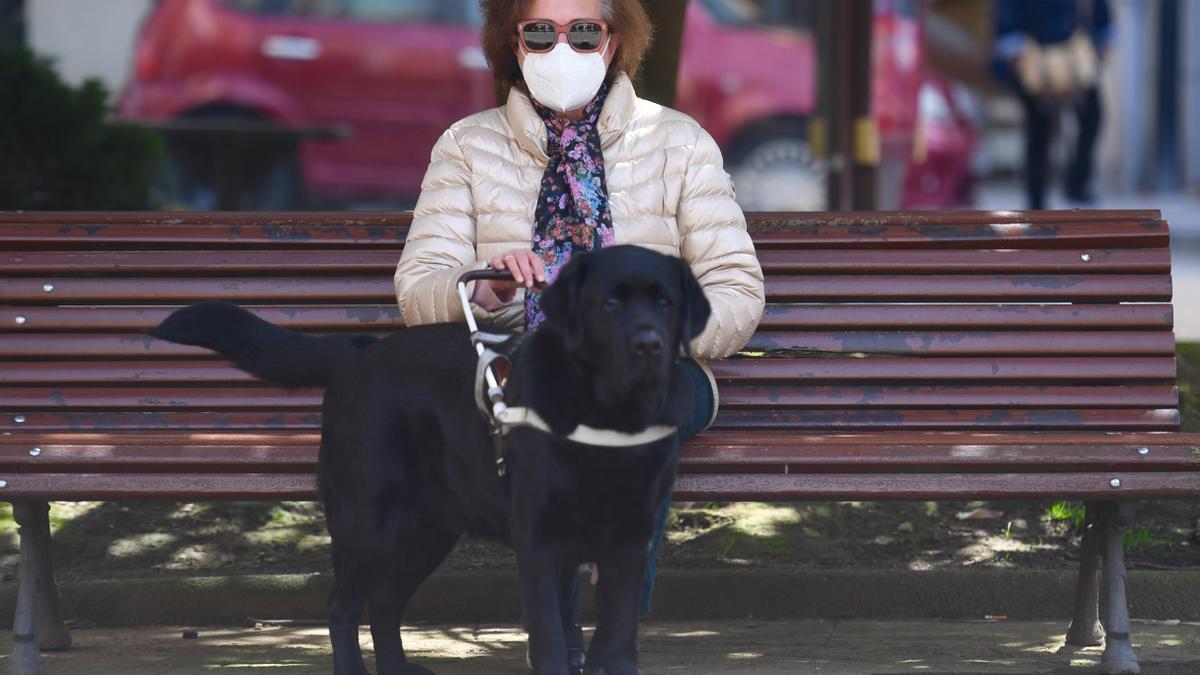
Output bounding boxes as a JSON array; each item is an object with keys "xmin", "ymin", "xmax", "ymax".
[
  {"xmin": 604, "ymin": 298, "xmax": 621, "ymax": 311},
  {"xmin": 656, "ymin": 297, "xmax": 673, "ymax": 309}
]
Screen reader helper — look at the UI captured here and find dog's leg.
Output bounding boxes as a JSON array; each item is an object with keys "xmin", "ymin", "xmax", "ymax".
[
  {"xmin": 586, "ymin": 547, "xmax": 646, "ymax": 675},
  {"xmin": 370, "ymin": 527, "xmax": 460, "ymax": 675},
  {"xmin": 517, "ymin": 546, "xmax": 570, "ymax": 675},
  {"xmin": 557, "ymin": 563, "xmax": 586, "ymax": 674},
  {"xmin": 328, "ymin": 534, "xmax": 371, "ymax": 675}
]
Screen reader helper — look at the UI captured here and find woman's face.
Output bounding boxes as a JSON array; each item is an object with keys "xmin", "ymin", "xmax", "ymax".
[{"xmin": 515, "ymin": 0, "xmax": 618, "ymax": 70}]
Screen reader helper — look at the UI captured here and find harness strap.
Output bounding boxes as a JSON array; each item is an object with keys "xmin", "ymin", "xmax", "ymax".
[
  {"xmin": 498, "ymin": 407, "xmax": 677, "ymax": 447},
  {"xmin": 474, "ymin": 346, "xmax": 510, "ymax": 421}
]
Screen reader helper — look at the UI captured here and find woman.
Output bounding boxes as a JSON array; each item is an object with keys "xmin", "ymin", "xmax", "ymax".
[
  {"xmin": 992, "ymin": 0, "xmax": 1112, "ymax": 208},
  {"xmin": 394, "ymin": 0, "xmax": 763, "ymax": 635}
]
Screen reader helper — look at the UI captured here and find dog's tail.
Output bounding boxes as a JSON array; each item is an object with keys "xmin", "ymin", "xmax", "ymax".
[{"xmin": 149, "ymin": 301, "xmax": 377, "ymax": 388}]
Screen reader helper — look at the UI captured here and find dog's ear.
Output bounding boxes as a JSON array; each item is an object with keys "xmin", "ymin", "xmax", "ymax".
[
  {"xmin": 676, "ymin": 258, "xmax": 712, "ymax": 356},
  {"xmin": 539, "ymin": 252, "xmax": 591, "ymax": 350}
]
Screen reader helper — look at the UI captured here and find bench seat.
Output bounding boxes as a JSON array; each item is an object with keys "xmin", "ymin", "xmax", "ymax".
[{"xmin": 0, "ymin": 431, "xmax": 1196, "ymax": 500}]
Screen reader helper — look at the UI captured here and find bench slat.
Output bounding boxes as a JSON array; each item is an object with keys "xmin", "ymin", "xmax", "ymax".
[
  {"xmin": 0, "ymin": 209, "xmax": 1162, "ymax": 226},
  {"xmin": 0, "ymin": 437, "xmax": 1194, "ymax": 473},
  {"xmin": 680, "ymin": 443, "xmax": 1200, "ymax": 472},
  {"xmin": 709, "ymin": 357, "xmax": 1178, "ymax": 383},
  {"xmin": 0, "ymin": 331, "xmax": 1175, "ymax": 359},
  {"xmin": 747, "ymin": 213, "xmax": 1168, "ymax": 249},
  {"xmin": 0, "ymin": 306, "xmax": 404, "ymax": 332},
  {"xmin": 0, "ymin": 211, "xmax": 1166, "ymax": 251},
  {"xmin": 757, "ymin": 248, "xmax": 1170, "ymax": 273},
  {"xmin": 672, "ymin": 471, "xmax": 1200, "ymax": 500},
  {"xmin": 0, "ymin": 473, "xmax": 319, "ymax": 499},
  {"xmin": 0, "ymin": 385, "xmax": 1177, "ymax": 410},
  {"xmin": 768, "ymin": 275, "xmax": 1171, "ymax": 302},
  {"xmin": 2, "ymin": 408, "xmax": 1178, "ymax": 432},
  {"xmin": 0, "ymin": 222, "xmax": 410, "ymax": 250},
  {"xmin": 0, "ymin": 411, "xmax": 324, "ymax": 431},
  {"xmin": 2, "ymin": 357, "xmax": 1177, "ymax": 384},
  {"xmin": 1, "ymin": 247, "xmax": 1170, "ymax": 276},
  {"xmin": 746, "ymin": 331, "xmax": 1175, "ymax": 355},
  {"xmin": 0, "ymin": 250, "xmax": 404, "ymax": 275},
  {"xmin": 0, "ymin": 470, "xmax": 1193, "ymax": 501},
  {"xmin": 0, "ymin": 303, "xmax": 1174, "ymax": 333},
  {"xmin": 720, "ymin": 385, "xmax": 1178, "ymax": 409},
  {"xmin": 4, "ymin": 274, "xmax": 1172, "ymax": 304},
  {"xmin": 2, "ymin": 277, "xmax": 392, "ymax": 304},
  {"xmin": 760, "ymin": 304, "xmax": 1173, "ymax": 330},
  {"xmin": 1, "ymin": 429, "xmax": 1193, "ymax": 447},
  {"xmin": 712, "ymin": 408, "xmax": 1179, "ymax": 431}
]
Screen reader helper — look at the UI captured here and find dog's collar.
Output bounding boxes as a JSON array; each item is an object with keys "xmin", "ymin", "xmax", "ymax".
[{"xmin": 497, "ymin": 407, "xmax": 677, "ymax": 447}]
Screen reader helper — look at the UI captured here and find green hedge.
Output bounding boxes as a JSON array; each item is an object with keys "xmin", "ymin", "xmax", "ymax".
[{"xmin": 0, "ymin": 43, "xmax": 161, "ymax": 210}]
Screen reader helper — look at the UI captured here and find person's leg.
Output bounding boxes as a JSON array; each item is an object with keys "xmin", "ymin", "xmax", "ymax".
[
  {"xmin": 1067, "ymin": 86, "xmax": 1102, "ymax": 202},
  {"xmin": 1018, "ymin": 87, "xmax": 1054, "ymax": 210},
  {"xmin": 640, "ymin": 358, "xmax": 715, "ymax": 615}
]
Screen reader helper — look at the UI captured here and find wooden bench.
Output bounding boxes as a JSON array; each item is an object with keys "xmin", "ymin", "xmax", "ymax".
[{"xmin": 2, "ymin": 209, "xmax": 1195, "ymax": 675}]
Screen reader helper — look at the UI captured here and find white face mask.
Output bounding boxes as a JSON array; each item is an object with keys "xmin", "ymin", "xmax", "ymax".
[{"xmin": 520, "ymin": 37, "xmax": 610, "ymax": 114}]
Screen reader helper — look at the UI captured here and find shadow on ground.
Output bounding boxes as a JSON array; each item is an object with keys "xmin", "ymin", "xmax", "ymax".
[{"xmin": 8, "ymin": 619, "xmax": 1200, "ymax": 674}]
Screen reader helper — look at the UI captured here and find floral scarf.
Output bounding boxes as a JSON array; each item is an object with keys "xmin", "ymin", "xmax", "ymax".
[{"xmin": 524, "ymin": 81, "xmax": 614, "ymax": 330}]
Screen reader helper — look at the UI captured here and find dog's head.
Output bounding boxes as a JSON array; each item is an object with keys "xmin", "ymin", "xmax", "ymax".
[{"xmin": 539, "ymin": 246, "xmax": 711, "ymax": 402}]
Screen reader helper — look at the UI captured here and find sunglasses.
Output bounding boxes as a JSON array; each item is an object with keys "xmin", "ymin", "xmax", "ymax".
[{"xmin": 517, "ymin": 18, "xmax": 610, "ymax": 54}]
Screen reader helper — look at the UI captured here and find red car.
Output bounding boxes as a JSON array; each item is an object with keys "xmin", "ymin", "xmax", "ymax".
[{"xmin": 119, "ymin": 0, "xmax": 974, "ymax": 210}]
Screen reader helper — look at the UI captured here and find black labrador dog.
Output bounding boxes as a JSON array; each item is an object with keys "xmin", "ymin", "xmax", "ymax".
[{"xmin": 151, "ymin": 245, "xmax": 711, "ymax": 675}]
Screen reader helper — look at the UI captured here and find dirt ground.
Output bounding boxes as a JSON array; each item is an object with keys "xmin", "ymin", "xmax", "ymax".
[
  {"xmin": 16, "ymin": 619, "xmax": 1200, "ymax": 674},
  {"xmin": 3, "ymin": 489, "xmax": 1198, "ymax": 586}
]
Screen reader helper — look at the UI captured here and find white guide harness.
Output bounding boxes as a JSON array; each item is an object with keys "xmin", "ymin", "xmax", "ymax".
[{"xmin": 456, "ymin": 269, "xmax": 677, "ymax": 476}]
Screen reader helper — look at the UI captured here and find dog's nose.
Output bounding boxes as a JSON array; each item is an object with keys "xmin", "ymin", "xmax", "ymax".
[{"xmin": 631, "ymin": 330, "xmax": 664, "ymax": 356}]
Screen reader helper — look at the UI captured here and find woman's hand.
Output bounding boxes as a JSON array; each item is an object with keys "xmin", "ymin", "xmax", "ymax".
[{"xmin": 470, "ymin": 248, "xmax": 546, "ymax": 311}]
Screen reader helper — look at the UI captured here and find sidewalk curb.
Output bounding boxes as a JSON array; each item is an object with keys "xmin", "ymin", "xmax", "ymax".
[{"xmin": 4, "ymin": 569, "xmax": 1199, "ymax": 627}]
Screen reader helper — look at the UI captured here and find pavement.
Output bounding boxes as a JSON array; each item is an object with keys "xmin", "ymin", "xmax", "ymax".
[
  {"xmin": 12, "ymin": 618, "xmax": 1200, "ymax": 674},
  {"xmin": 4, "ymin": 569, "xmax": 1200, "ymax": 673}
]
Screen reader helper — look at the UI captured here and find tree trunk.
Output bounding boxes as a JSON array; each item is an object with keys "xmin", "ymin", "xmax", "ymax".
[{"xmin": 635, "ymin": 0, "xmax": 689, "ymax": 107}]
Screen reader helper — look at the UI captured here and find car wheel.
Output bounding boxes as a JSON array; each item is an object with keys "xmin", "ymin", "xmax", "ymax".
[{"xmin": 726, "ymin": 122, "xmax": 828, "ymax": 212}]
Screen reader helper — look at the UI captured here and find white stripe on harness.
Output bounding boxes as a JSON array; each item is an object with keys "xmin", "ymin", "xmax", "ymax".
[{"xmin": 497, "ymin": 406, "xmax": 677, "ymax": 447}]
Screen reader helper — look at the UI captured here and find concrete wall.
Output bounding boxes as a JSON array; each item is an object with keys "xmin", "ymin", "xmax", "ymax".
[{"xmin": 27, "ymin": 0, "xmax": 154, "ymax": 94}]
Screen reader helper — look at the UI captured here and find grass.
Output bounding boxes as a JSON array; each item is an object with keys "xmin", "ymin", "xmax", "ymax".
[
  {"xmin": 1046, "ymin": 502, "xmax": 1086, "ymax": 531},
  {"xmin": 1178, "ymin": 343, "xmax": 1200, "ymax": 432}
]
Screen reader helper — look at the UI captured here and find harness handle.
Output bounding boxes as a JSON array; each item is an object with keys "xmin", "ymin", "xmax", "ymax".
[
  {"xmin": 460, "ymin": 269, "xmax": 519, "ymax": 283},
  {"xmin": 456, "ymin": 268, "xmax": 514, "ymax": 336},
  {"xmin": 457, "ymin": 268, "xmax": 515, "ymax": 476}
]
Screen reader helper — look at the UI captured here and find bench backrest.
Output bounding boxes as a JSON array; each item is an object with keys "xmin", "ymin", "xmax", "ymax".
[{"xmin": 0, "ymin": 210, "xmax": 1178, "ymax": 435}]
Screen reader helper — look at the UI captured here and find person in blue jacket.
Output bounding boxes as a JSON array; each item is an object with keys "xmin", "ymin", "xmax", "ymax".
[{"xmin": 993, "ymin": 0, "xmax": 1113, "ymax": 209}]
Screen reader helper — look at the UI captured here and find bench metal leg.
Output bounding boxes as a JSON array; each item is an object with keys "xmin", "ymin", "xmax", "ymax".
[
  {"xmin": 8, "ymin": 502, "xmax": 71, "ymax": 675},
  {"xmin": 27, "ymin": 503, "xmax": 70, "ymax": 651},
  {"xmin": 1066, "ymin": 501, "xmax": 1105, "ymax": 646},
  {"xmin": 1099, "ymin": 501, "xmax": 1140, "ymax": 675}
]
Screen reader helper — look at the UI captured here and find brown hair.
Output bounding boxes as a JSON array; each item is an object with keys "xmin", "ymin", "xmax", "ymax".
[{"xmin": 480, "ymin": 0, "xmax": 654, "ymax": 95}]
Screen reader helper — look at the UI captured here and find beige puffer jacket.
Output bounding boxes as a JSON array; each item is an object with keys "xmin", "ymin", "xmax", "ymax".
[{"xmin": 394, "ymin": 72, "xmax": 765, "ymax": 359}]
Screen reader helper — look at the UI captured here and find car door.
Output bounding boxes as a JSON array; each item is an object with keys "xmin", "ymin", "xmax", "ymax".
[{"xmin": 253, "ymin": 0, "xmax": 493, "ymax": 204}]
